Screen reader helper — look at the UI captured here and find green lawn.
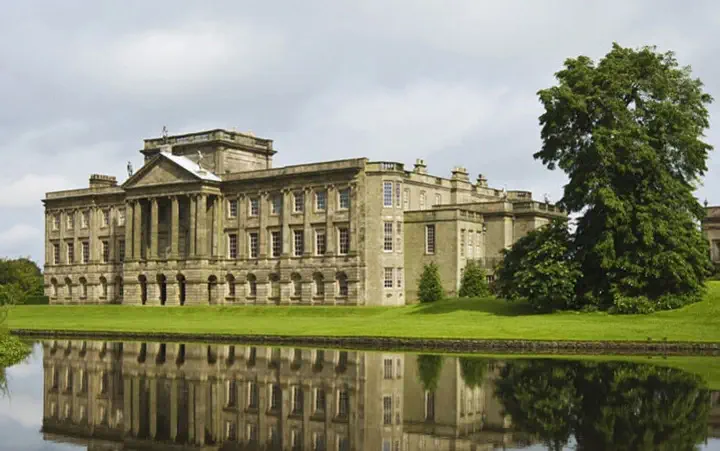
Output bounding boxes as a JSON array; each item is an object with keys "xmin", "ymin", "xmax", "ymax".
[{"xmin": 6, "ymin": 282, "xmax": 720, "ymax": 342}]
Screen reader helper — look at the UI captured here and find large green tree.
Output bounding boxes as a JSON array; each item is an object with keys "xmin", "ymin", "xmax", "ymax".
[{"xmin": 535, "ymin": 43, "xmax": 713, "ymax": 311}]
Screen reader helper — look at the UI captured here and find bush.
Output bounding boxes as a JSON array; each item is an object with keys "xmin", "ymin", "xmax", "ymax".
[
  {"xmin": 23, "ymin": 295, "xmax": 49, "ymax": 305},
  {"xmin": 458, "ymin": 260, "xmax": 490, "ymax": 298},
  {"xmin": 495, "ymin": 219, "xmax": 580, "ymax": 312},
  {"xmin": 417, "ymin": 262, "xmax": 444, "ymax": 303}
]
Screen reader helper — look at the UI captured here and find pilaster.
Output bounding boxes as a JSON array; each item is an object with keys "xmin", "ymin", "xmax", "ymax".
[
  {"xmin": 189, "ymin": 195, "xmax": 197, "ymax": 257},
  {"xmin": 133, "ymin": 200, "xmax": 143, "ymax": 260},
  {"xmin": 325, "ymin": 185, "xmax": 336, "ymax": 255},
  {"xmin": 303, "ymin": 187, "xmax": 312, "ymax": 257},
  {"xmin": 282, "ymin": 189, "xmax": 291, "ymax": 256},
  {"xmin": 124, "ymin": 202, "xmax": 134, "ymax": 261},
  {"xmin": 237, "ymin": 194, "xmax": 245, "ymax": 259},
  {"xmin": 259, "ymin": 192, "xmax": 268, "ymax": 258},
  {"xmin": 197, "ymin": 194, "xmax": 208, "ymax": 257},
  {"xmin": 150, "ymin": 198, "xmax": 158, "ymax": 260},
  {"xmin": 171, "ymin": 196, "xmax": 180, "ymax": 259}
]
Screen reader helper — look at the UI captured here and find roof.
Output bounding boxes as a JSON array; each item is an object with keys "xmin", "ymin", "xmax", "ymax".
[{"xmin": 160, "ymin": 151, "xmax": 221, "ymax": 182}]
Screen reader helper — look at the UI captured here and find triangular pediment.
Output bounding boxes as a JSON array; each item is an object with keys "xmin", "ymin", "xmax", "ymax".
[{"xmin": 123, "ymin": 156, "xmax": 200, "ymax": 189}]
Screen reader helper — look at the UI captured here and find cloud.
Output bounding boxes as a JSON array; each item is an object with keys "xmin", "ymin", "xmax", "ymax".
[
  {"xmin": 0, "ymin": 224, "xmax": 42, "ymax": 248},
  {"xmin": 0, "ymin": 175, "xmax": 72, "ymax": 208}
]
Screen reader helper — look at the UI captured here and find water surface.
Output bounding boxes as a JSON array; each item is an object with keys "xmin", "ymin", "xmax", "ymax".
[{"xmin": 1, "ymin": 340, "xmax": 719, "ymax": 450}]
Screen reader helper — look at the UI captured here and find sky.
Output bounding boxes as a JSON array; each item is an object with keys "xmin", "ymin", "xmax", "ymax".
[{"xmin": 2, "ymin": 0, "xmax": 720, "ymax": 264}]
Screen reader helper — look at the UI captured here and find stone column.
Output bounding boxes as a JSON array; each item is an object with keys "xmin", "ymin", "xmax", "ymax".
[
  {"xmin": 132, "ymin": 378, "xmax": 140, "ymax": 436},
  {"xmin": 214, "ymin": 195, "xmax": 224, "ymax": 258},
  {"xmin": 171, "ymin": 196, "xmax": 180, "ymax": 259},
  {"xmin": 303, "ymin": 188, "xmax": 312, "ymax": 257},
  {"xmin": 170, "ymin": 378, "xmax": 178, "ymax": 441},
  {"xmin": 133, "ymin": 200, "xmax": 143, "ymax": 260},
  {"xmin": 325, "ymin": 185, "xmax": 336, "ymax": 255},
  {"xmin": 197, "ymin": 194, "xmax": 208, "ymax": 257},
  {"xmin": 259, "ymin": 192, "xmax": 268, "ymax": 258},
  {"xmin": 149, "ymin": 377, "xmax": 157, "ymax": 439},
  {"xmin": 349, "ymin": 184, "xmax": 357, "ymax": 254},
  {"xmin": 237, "ymin": 194, "xmax": 245, "ymax": 259},
  {"xmin": 123, "ymin": 377, "xmax": 132, "ymax": 433},
  {"xmin": 189, "ymin": 195, "xmax": 197, "ymax": 257},
  {"xmin": 124, "ymin": 202, "xmax": 134, "ymax": 261},
  {"xmin": 282, "ymin": 190, "xmax": 291, "ymax": 256},
  {"xmin": 89, "ymin": 206, "xmax": 97, "ymax": 265},
  {"xmin": 150, "ymin": 198, "xmax": 159, "ymax": 260}
]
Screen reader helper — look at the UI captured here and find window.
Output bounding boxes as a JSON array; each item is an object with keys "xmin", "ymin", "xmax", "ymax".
[
  {"xmin": 395, "ymin": 183, "xmax": 401, "ymax": 207},
  {"xmin": 316, "ymin": 229, "xmax": 326, "ymax": 255},
  {"xmin": 101, "ymin": 240, "xmax": 110, "ymax": 263},
  {"xmin": 337, "ymin": 390, "xmax": 349, "ymax": 418},
  {"xmin": 383, "ymin": 396, "xmax": 393, "ymax": 424},
  {"xmin": 292, "ymin": 386, "xmax": 303, "ymax": 414},
  {"xmin": 425, "ymin": 225, "xmax": 435, "ymax": 254},
  {"xmin": 66, "ymin": 214, "xmax": 74, "ymax": 230},
  {"xmin": 81, "ymin": 211, "xmax": 89, "ymax": 228},
  {"xmin": 271, "ymin": 231, "xmax": 282, "ymax": 257},
  {"xmin": 337, "ymin": 273, "xmax": 349, "ymax": 297},
  {"xmin": 118, "ymin": 209, "xmax": 125, "ymax": 226},
  {"xmin": 228, "ymin": 234, "xmax": 238, "ymax": 259},
  {"xmin": 313, "ymin": 432, "xmax": 326, "ymax": 451},
  {"xmin": 403, "ymin": 189, "xmax": 410, "ymax": 210},
  {"xmin": 291, "ymin": 429, "xmax": 302, "ymax": 451},
  {"xmin": 425, "ymin": 391, "xmax": 435, "ymax": 421},
  {"xmin": 315, "ymin": 190, "xmax": 326, "ymax": 211},
  {"xmin": 384, "ymin": 268, "xmax": 393, "ymax": 289},
  {"xmin": 338, "ymin": 228, "xmax": 349, "ymax": 255},
  {"xmin": 460, "ymin": 230, "xmax": 465, "ymax": 257},
  {"xmin": 419, "ymin": 192, "xmax": 426, "ymax": 210},
  {"xmin": 248, "ymin": 382, "xmax": 259, "ymax": 408},
  {"xmin": 249, "ymin": 232, "xmax": 259, "ymax": 258},
  {"xmin": 383, "ymin": 222, "xmax": 393, "ymax": 251},
  {"xmin": 271, "ymin": 384, "xmax": 282, "ymax": 410},
  {"xmin": 396, "ymin": 358, "xmax": 402, "ymax": 378},
  {"xmin": 52, "ymin": 243, "xmax": 60, "ymax": 264},
  {"xmin": 396, "ymin": 222, "xmax": 402, "ymax": 251},
  {"xmin": 66, "ymin": 242, "xmax": 74, "ymax": 264},
  {"xmin": 435, "ymin": 193, "xmax": 441, "ymax": 207},
  {"xmin": 315, "ymin": 388, "xmax": 326, "ymax": 412},
  {"xmin": 82, "ymin": 241, "xmax": 90, "ymax": 264},
  {"xmin": 101, "ymin": 209, "xmax": 110, "ymax": 227},
  {"xmin": 249, "ymin": 198, "xmax": 259, "ymax": 216},
  {"xmin": 52, "ymin": 213, "xmax": 60, "ymax": 231},
  {"xmin": 338, "ymin": 188, "xmax": 350, "ymax": 210},
  {"xmin": 314, "ymin": 274, "xmax": 324, "ymax": 296},
  {"xmin": 384, "ymin": 359, "xmax": 393, "ymax": 379},
  {"xmin": 476, "ymin": 231, "xmax": 481, "ymax": 257},
  {"xmin": 292, "ymin": 273, "xmax": 301, "ymax": 297},
  {"xmin": 338, "ymin": 437, "xmax": 349, "ymax": 451},
  {"xmin": 225, "ymin": 421, "xmax": 237, "ymax": 441},
  {"xmin": 226, "ymin": 380, "xmax": 237, "ymax": 407},
  {"xmin": 118, "ymin": 240, "xmax": 125, "ymax": 261},
  {"xmin": 397, "ymin": 268, "xmax": 403, "ymax": 288},
  {"xmin": 293, "ymin": 230, "xmax": 304, "ymax": 256},
  {"xmin": 383, "ymin": 181, "xmax": 393, "ymax": 207},
  {"xmin": 228, "ymin": 199, "xmax": 238, "ymax": 218},
  {"xmin": 227, "ymin": 275, "xmax": 236, "ymax": 297},
  {"xmin": 247, "ymin": 423, "xmax": 258, "ymax": 442},
  {"xmin": 247, "ymin": 275, "xmax": 257, "ymax": 297},
  {"xmin": 468, "ymin": 231, "xmax": 474, "ymax": 258},
  {"xmin": 270, "ymin": 195, "xmax": 281, "ymax": 215},
  {"xmin": 294, "ymin": 191, "xmax": 304, "ymax": 213},
  {"xmin": 270, "ymin": 273, "xmax": 280, "ymax": 298}
]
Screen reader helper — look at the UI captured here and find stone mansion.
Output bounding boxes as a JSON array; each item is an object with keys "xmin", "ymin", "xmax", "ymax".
[{"xmin": 43, "ymin": 128, "xmax": 565, "ymax": 306}]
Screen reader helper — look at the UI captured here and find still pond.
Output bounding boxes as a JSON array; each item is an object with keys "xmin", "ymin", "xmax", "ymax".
[{"xmin": 1, "ymin": 339, "xmax": 719, "ymax": 450}]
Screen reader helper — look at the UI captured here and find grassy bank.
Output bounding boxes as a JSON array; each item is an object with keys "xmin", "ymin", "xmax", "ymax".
[{"xmin": 6, "ymin": 282, "xmax": 720, "ymax": 342}]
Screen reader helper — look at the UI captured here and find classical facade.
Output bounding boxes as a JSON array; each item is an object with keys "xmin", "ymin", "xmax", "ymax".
[
  {"xmin": 703, "ymin": 206, "xmax": 720, "ymax": 264},
  {"xmin": 43, "ymin": 128, "xmax": 565, "ymax": 306}
]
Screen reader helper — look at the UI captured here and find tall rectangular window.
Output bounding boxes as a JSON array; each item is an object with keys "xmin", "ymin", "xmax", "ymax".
[
  {"xmin": 118, "ymin": 240, "xmax": 125, "ymax": 262},
  {"xmin": 82, "ymin": 241, "xmax": 90, "ymax": 264},
  {"xmin": 383, "ymin": 222, "xmax": 393, "ymax": 251},
  {"xmin": 66, "ymin": 242, "xmax": 74, "ymax": 264},
  {"xmin": 101, "ymin": 210, "xmax": 110, "ymax": 227},
  {"xmin": 249, "ymin": 198, "xmax": 259, "ymax": 216},
  {"xmin": 271, "ymin": 384, "xmax": 282, "ymax": 410},
  {"xmin": 468, "ymin": 231, "xmax": 474, "ymax": 258},
  {"xmin": 66, "ymin": 214, "xmax": 74, "ymax": 231},
  {"xmin": 396, "ymin": 221, "xmax": 402, "ymax": 251},
  {"xmin": 292, "ymin": 386, "xmax": 303, "ymax": 414},
  {"xmin": 315, "ymin": 388, "xmax": 326, "ymax": 412},
  {"xmin": 460, "ymin": 229, "xmax": 465, "ymax": 257},
  {"xmin": 338, "ymin": 228, "xmax": 349, "ymax": 255},
  {"xmin": 337, "ymin": 390, "xmax": 349, "ymax": 418},
  {"xmin": 315, "ymin": 190, "xmax": 326, "ymax": 211},
  {"xmin": 270, "ymin": 195, "xmax": 281, "ymax": 215},
  {"xmin": 271, "ymin": 231, "xmax": 282, "ymax": 257},
  {"xmin": 52, "ymin": 214, "xmax": 60, "ymax": 231},
  {"xmin": 384, "ymin": 359, "xmax": 393, "ymax": 379},
  {"xmin": 384, "ymin": 268, "xmax": 394, "ymax": 288},
  {"xmin": 101, "ymin": 240, "xmax": 110, "ymax": 263},
  {"xmin": 248, "ymin": 382, "xmax": 259, "ymax": 409},
  {"xmin": 53, "ymin": 243, "xmax": 60, "ymax": 264},
  {"xmin": 426, "ymin": 225, "xmax": 435, "ymax": 254},
  {"xmin": 294, "ymin": 192, "xmax": 304, "ymax": 213},
  {"xmin": 228, "ymin": 199, "xmax": 238, "ymax": 218},
  {"xmin": 419, "ymin": 192, "xmax": 426, "ymax": 210},
  {"xmin": 81, "ymin": 211, "xmax": 89, "ymax": 229},
  {"xmin": 397, "ymin": 268, "xmax": 403, "ymax": 288},
  {"xmin": 249, "ymin": 232, "xmax": 259, "ymax": 258},
  {"xmin": 228, "ymin": 234, "xmax": 238, "ymax": 258},
  {"xmin": 383, "ymin": 181, "xmax": 393, "ymax": 207},
  {"xmin": 293, "ymin": 230, "xmax": 304, "ymax": 256},
  {"xmin": 383, "ymin": 396, "xmax": 393, "ymax": 425},
  {"xmin": 395, "ymin": 183, "xmax": 401, "ymax": 207},
  {"xmin": 476, "ymin": 231, "xmax": 482, "ymax": 257},
  {"xmin": 338, "ymin": 188, "xmax": 350, "ymax": 210},
  {"xmin": 435, "ymin": 193, "xmax": 442, "ymax": 207},
  {"xmin": 316, "ymin": 230, "xmax": 326, "ymax": 255},
  {"xmin": 118, "ymin": 209, "xmax": 125, "ymax": 226}
]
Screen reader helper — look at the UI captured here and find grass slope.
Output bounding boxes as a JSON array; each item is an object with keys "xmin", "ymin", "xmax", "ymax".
[{"xmin": 7, "ymin": 282, "xmax": 720, "ymax": 342}]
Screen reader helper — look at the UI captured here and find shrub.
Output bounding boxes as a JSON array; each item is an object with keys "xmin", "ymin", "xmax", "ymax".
[
  {"xmin": 417, "ymin": 262, "xmax": 444, "ymax": 303},
  {"xmin": 458, "ymin": 260, "xmax": 490, "ymax": 298}
]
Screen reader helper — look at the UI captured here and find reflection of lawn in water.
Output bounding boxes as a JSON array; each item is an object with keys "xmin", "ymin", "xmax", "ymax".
[{"xmin": 7, "ymin": 282, "xmax": 720, "ymax": 343}]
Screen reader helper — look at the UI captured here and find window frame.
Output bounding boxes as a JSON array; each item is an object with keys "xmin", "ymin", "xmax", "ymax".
[
  {"xmin": 383, "ymin": 221, "xmax": 393, "ymax": 252},
  {"xmin": 228, "ymin": 199, "xmax": 238, "ymax": 218},
  {"xmin": 293, "ymin": 229, "xmax": 304, "ymax": 257},
  {"xmin": 384, "ymin": 267, "xmax": 394, "ymax": 289},
  {"xmin": 425, "ymin": 225, "xmax": 436, "ymax": 254},
  {"xmin": 338, "ymin": 227, "xmax": 349, "ymax": 255},
  {"xmin": 383, "ymin": 181, "xmax": 393, "ymax": 207},
  {"xmin": 249, "ymin": 198, "xmax": 259, "ymax": 217},
  {"xmin": 338, "ymin": 188, "xmax": 350, "ymax": 210},
  {"xmin": 315, "ymin": 190, "xmax": 326, "ymax": 211},
  {"xmin": 315, "ymin": 229, "xmax": 326, "ymax": 255},
  {"xmin": 228, "ymin": 233, "xmax": 238, "ymax": 259},
  {"xmin": 293, "ymin": 191, "xmax": 304, "ymax": 213},
  {"xmin": 248, "ymin": 232, "xmax": 259, "ymax": 259}
]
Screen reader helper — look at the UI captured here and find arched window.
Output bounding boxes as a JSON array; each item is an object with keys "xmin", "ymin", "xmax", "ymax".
[
  {"xmin": 138, "ymin": 275, "xmax": 147, "ymax": 305},
  {"xmin": 99, "ymin": 277, "xmax": 108, "ymax": 299},
  {"xmin": 226, "ymin": 274, "xmax": 236, "ymax": 298},
  {"xmin": 50, "ymin": 278, "xmax": 58, "ymax": 298},
  {"xmin": 115, "ymin": 276, "xmax": 123, "ymax": 302},
  {"xmin": 64, "ymin": 277, "xmax": 73, "ymax": 300},
  {"xmin": 313, "ymin": 273, "xmax": 324, "ymax": 297},
  {"xmin": 336, "ymin": 272, "xmax": 348, "ymax": 297},
  {"xmin": 291, "ymin": 273, "xmax": 302, "ymax": 298},
  {"xmin": 269, "ymin": 273, "xmax": 280, "ymax": 299},
  {"xmin": 176, "ymin": 274, "xmax": 186, "ymax": 306},
  {"xmin": 157, "ymin": 274, "xmax": 167, "ymax": 305},
  {"xmin": 79, "ymin": 277, "xmax": 88, "ymax": 299},
  {"xmin": 208, "ymin": 275, "xmax": 218, "ymax": 305},
  {"xmin": 247, "ymin": 274, "xmax": 257, "ymax": 298}
]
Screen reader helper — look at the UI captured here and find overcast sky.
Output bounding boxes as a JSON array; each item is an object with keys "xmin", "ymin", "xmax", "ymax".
[{"xmin": 2, "ymin": 0, "xmax": 720, "ymax": 263}]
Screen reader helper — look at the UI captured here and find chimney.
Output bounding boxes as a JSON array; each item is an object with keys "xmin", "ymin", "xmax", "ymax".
[
  {"xmin": 413, "ymin": 159, "xmax": 427, "ymax": 174},
  {"xmin": 451, "ymin": 166, "xmax": 469, "ymax": 182},
  {"xmin": 476, "ymin": 173, "xmax": 488, "ymax": 187},
  {"xmin": 89, "ymin": 174, "xmax": 117, "ymax": 188}
]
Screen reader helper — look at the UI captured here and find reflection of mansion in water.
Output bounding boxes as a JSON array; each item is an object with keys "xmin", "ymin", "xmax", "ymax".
[{"xmin": 41, "ymin": 340, "xmax": 527, "ymax": 450}]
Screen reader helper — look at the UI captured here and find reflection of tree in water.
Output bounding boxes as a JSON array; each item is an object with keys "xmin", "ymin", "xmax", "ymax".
[
  {"xmin": 459, "ymin": 357, "xmax": 490, "ymax": 388},
  {"xmin": 0, "ymin": 335, "xmax": 32, "ymax": 398},
  {"xmin": 416, "ymin": 354, "xmax": 443, "ymax": 392},
  {"xmin": 495, "ymin": 360, "xmax": 710, "ymax": 451}
]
